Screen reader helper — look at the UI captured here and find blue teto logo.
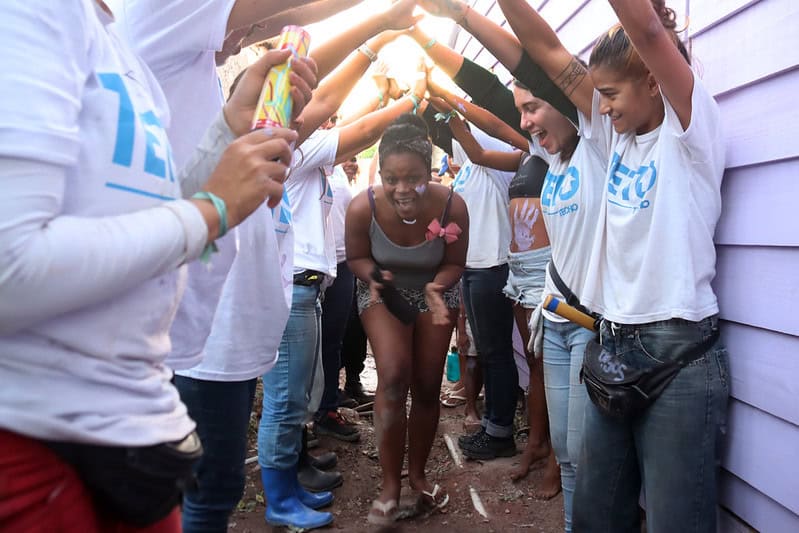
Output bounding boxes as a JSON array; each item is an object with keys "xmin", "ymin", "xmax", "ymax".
[
  {"xmin": 541, "ymin": 165, "xmax": 580, "ymax": 216},
  {"xmin": 98, "ymin": 72, "xmax": 176, "ymax": 200},
  {"xmin": 452, "ymin": 163, "xmax": 472, "ymax": 193},
  {"xmin": 607, "ymin": 152, "xmax": 656, "ymax": 211}
]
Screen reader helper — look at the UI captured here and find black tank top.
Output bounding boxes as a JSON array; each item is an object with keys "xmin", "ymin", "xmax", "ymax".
[{"xmin": 508, "ymin": 154, "xmax": 549, "ymax": 199}]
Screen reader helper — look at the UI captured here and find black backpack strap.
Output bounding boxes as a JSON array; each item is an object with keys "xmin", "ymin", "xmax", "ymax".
[{"xmin": 548, "ymin": 262, "xmax": 597, "ymax": 318}]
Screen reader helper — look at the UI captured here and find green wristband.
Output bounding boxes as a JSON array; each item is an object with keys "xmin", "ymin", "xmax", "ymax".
[
  {"xmin": 408, "ymin": 93, "xmax": 421, "ymax": 115},
  {"xmin": 423, "ymin": 38, "xmax": 437, "ymax": 50},
  {"xmin": 193, "ymin": 191, "xmax": 228, "ymax": 238}
]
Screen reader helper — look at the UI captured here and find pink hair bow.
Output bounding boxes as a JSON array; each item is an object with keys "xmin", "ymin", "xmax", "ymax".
[{"xmin": 425, "ymin": 218, "xmax": 462, "ymax": 244}]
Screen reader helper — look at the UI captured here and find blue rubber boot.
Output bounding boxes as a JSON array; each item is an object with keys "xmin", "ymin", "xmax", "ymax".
[
  {"xmin": 261, "ymin": 467, "xmax": 333, "ymax": 529},
  {"xmin": 293, "ymin": 467, "xmax": 334, "ymax": 509}
]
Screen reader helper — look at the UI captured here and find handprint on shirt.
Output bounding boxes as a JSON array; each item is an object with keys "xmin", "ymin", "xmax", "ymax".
[{"xmin": 511, "ymin": 199, "xmax": 541, "ymax": 251}]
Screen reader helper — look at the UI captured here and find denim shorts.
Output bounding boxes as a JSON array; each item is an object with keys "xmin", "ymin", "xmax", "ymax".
[{"xmin": 502, "ymin": 246, "xmax": 551, "ymax": 309}]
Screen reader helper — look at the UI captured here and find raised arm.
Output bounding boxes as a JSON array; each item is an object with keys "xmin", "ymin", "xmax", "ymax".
[
  {"xmin": 608, "ymin": 0, "xmax": 694, "ymax": 129},
  {"xmin": 496, "ymin": 0, "xmax": 594, "ymax": 116},
  {"xmin": 337, "ymin": 62, "xmax": 390, "ymax": 128},
  {"xmin": 417, "ymin": 1, "xmax": 578, "ymax": 125},
  {"xmin": 417, "ymin": 0, "xmax": 521, "ymax": 72},
  {"xmin": 309, "ymin": 0, "xmax": 420, "ymax": 79},
  {"xmin": 334, "ymin": 68, "xmax": 428, "ymax": 165},
  {"xmin": 448, "ymin": 116, "xmax": 525, "ymax": 172},
  {"xmin": 428, "ymin": 82, "xmax": 529, "ymax": 151},
  {"xmin": 241, "ymin": 0, "xmax": 363, "ymax": 47},
  {"xmin": 227, "ymin": 0, "xmax": 320, "ymax": 35},
  {"xmin": 296, "ymin": 31, "xmax": 399, "ymax": 143},
  {"xmin": 405, "ymin": 25, "xmax": 464, "ymax": 78}
]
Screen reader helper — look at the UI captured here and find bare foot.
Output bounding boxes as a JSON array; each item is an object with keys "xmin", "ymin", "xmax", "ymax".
[
  {"xmin": 510, "ymin": 441, "xmax": 550, "ymax": 481},
  {"xmin": 463, "ymin": 413, "xmax": 481, "ymax": 433},
  {"xmin": 532, "ymin": 450, "xmax": 562, "ymax": 500}
]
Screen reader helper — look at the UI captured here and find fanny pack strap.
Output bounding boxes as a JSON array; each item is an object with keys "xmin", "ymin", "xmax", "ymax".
[{"xmin": 548, "ymin": 262, "xmax": 597, "ymax": 319}]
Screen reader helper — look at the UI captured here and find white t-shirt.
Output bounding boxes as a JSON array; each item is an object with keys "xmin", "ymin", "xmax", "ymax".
[
  {"xmin": 0, "ymin": 1, "xmax": 208, "ymax": 445},
  {"xmin": 117, "ymin": 0, "xmax": 293, "ymax": 379},
  {"xmin": 529, "ymin": 121, "xmax": 608, "ymax": 322},
  {"xmin": 114, "ymin": 0, "xmax": 243, "ymax": 372},
  {"xmin": 289, "ymin": 130, "xmax": 341, "ymax": 277},
  {"xmin": 451, "ymin": 128, "xmax": 515, "ymax": 268},
  {"xmin": 580, "ymin": 76, "xmax": 724, "ymax": 324},
  {"xmin": 328, "ymin": 166, "xmax": 354, "ymax": 265},
  {"xmin": 109, "ymin": 0, "xmax": 235, "ymax": 167},
  {"xmin": 179, "ymin": 202, "xmax": 290, "ymax": 381}
]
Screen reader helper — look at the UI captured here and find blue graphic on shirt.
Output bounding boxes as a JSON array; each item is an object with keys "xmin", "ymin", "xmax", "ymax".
[
  {"xmin": 139, "ymin": 110, "xmax": 173, "ymax": 180},
  {"xmin": 321, "ymin": 168, "xmax": 334, "ymax": 207},
  {"xmin": 541, "ymin": 165, "xmax": 580, "ymax": 216},
  {"xmin": 272, "ymin": 189, "xmax": 292, "ymax": 234},
  {"xmin": 452, "ymin": 164, "xmax": 472, "ymax": 193},
  {"xmin": 98, "ymin": 72, "xmax": 175, "ymax": 197},
  {"xmin": 607, "ymin": 152, "xmax": 656, "ymax": 211}
]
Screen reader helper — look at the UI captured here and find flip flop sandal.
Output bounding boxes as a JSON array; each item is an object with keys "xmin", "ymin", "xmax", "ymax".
[
  {"xmin": 415, "ymin": 484, "xmax": 449, "ymax": 516},
  {"xmin": 367, "ymin": 498, "xmax": 399, "ymax": 526},
  {"xmin": 440, "ymin": 391, "xmax": 467, "ymax": 408}
]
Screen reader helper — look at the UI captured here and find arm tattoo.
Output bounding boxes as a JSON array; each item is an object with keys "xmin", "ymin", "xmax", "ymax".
[{"xmin": 554, "ymin": 57, "xmax": 587, "ymax": 97}]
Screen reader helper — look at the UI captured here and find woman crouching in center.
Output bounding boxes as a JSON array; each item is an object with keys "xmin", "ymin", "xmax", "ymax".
[{"xmin": 345, "ymin": 114, "xmax": 469, "ymax": 525}]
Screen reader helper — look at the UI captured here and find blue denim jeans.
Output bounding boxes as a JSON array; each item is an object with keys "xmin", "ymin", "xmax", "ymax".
[
  {"xmin": 543, "ymin": 319, "xmax": 594, "ymax": 533},
  {"xmin": 317, "ymin": 261, "xmax": 354, "ymax": 415},
  {"xmin": 174, "ymin": 376, "xmax": 257, "ymax": 533},
  {"xmin": 572, "ymin": 315, "xmax": 729, "ymax": 533},
  {"xmin": 258, "ymin": 284, "xmax": 321, "ymax": 470},
  {"xmin": 462, "ymin": 265, "xmax": 517, "ymax": 438}
]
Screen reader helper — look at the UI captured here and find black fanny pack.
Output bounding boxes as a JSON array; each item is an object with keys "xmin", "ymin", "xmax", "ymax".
[
  {"xmin": 580, "ymin": 329, "xmax": 719, "ymax": 419},
  {"xmin": 47, "ymin": 431, "xmax": 203, "ymax": 526}
]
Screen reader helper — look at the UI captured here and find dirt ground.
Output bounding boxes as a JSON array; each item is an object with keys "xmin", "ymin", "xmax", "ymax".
[{"xmin": 230, "ymin": 355, "xmax": 564, "ymax": 533}]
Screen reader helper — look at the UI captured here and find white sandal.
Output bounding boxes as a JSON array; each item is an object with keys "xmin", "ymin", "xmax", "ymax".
[
  {"xmin": 367, "ymin": 498, "xmax": 399, "ymax": 525},
  {"xmin": 416, "ymin": 484, "xmax": 450, "ymax": 515}
]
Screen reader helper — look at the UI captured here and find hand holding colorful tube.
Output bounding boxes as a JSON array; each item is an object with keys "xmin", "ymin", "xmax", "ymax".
[
  {"xmin": 543, "ymin": 294, "xmax": 599, "ymax": 332},
  {"xmin": 250, "ymin": 25, "xmax": 311, "ymax": 131}
]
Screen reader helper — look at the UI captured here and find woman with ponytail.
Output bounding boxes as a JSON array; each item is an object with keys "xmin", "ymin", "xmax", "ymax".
[{"xmin": 495, "ymin": 1, "xmax": 728, "ymax": 531}]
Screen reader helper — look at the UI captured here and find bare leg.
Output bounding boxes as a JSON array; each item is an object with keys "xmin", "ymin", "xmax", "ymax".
[
  {"xmin": 407, "ymin": 308, "xmax": 457, "ymax": 494},
  {"xmin": 361, "ymin": 304, "xmax": 414, "ymax": 506},
  {"xmin": 510, "ymin": 305, "xmax": 552, "ymax": 483}
]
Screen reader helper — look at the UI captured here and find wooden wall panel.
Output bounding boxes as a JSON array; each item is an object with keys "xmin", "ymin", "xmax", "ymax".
[
  {"xmin": 716, "ymin": 68, "xmax": 799, "ymax": 169},
  {"xmin": 722, "ymin": 400, "xmax": 799, "ymax": 515},
  {"xmin": 719, "ymin": 470, "xmax": 799, "ymax": 533},
  {"xmin": 722, "ymin": 321, "xmax": 799, "ymax": 426},
  {"xmin": 714, "ymin": 245, "xmax": 799, "ymax": 336},
  {"xmin": 689, "ymin": 0, "xmax": 762, "ymax": 37},
  {"xmin": 692, "ymin": 0, "xmax": 799, "ymax": 96},
  {"xmin": 715, "ymin": 158, "xmax": 799, "ymax": 247}
]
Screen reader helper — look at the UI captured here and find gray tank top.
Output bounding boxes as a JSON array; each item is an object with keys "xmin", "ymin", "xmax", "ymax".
[{"xmin": 367, "ymin": 187, "xmax": 454, "ymax": 290}]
